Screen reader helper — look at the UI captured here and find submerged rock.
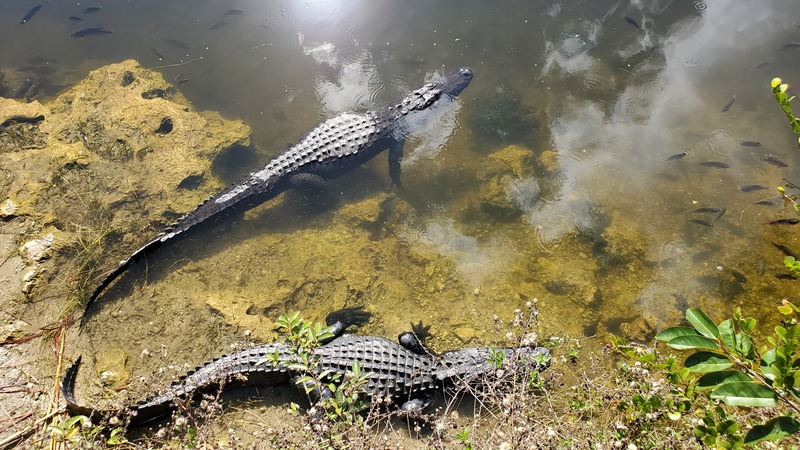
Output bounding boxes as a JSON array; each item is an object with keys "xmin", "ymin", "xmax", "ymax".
[
  {"xmin": 477, "ymin": 144, "xmax": 537, "ymax": 220},
  {"xmin": 0, "ymin": 59, "xmax": 251, "ymax": 302}
]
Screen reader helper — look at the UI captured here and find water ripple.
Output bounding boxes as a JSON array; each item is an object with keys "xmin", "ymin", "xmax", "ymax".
[
  {"xmin": 704, "ymin": 129, "xmax": 738, "ymax": 158},
  {"xmin": 265, "ymin": 7, "xmax": 291, "ymax": 26}
]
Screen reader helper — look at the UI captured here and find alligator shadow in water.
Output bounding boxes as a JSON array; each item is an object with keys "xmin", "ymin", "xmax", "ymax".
[{"xmin": 82, "ymin": 165, "xmax": 394, "ymax": 323}]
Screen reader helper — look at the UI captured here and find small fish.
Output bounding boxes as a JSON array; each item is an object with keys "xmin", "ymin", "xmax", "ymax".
[
  {"xmin": 69, "ymin": 16, "xmax": 83, "ymax": 21},
  {"xmin": 756, "ymin": 259, "xmax": 765, "ymax": 276},
  {"xmin": 776, "ymin": 273, "xmax": 798, "ymax": 280},
  {"xmin": 224, "ymin": 8, "xmax": 245, "ymax": 15},
  {"xmin": 209, "ymin": 21, "xmax": 229, "ymax": 30},
  {"xmin": 700, "ymin": 161, "xmax": 730, "ymax": 169},
  {"xmin": 150, "ymin": 47, "xmax": 164, "ymax": 60},
  {"xmin": 730, "ymin": 270, "xmax": 748, "ymax": 284},
  {"xmin": 720, "ymin": 95, "xmax": 736, "ymax": 112},
  {"xmin": 162, "ymin": 38, "xmax": 192, "ymax": 51},
  {"xmin": 693, "ymin": 207, "xmax": 722, "ymax": 213},
  {"xmin": 740, "ymin": 140, "xmax": 762, "ymax": 147},
  {"xmin": 763, "ymin": 155, "xmax": 789, "ymax": 168},
  {"xmin": 69, "ymin": 27, "xmax": 112, "ymax": 38},
  {"xmin": 666, "ymin": 151, "xmax": 688, "ymax": 161},
  {"xmin": 177, "ymin": 78, "xmax": 190, "ymax": 86},
  {"xmin": 740, "ymin": 185, "xmax": 767, "ymax": 192},
  {"xmin": 690, "ymin": 219, "xmax": 713, "ymax": 227},
  {"xmin": 752, "ymin": 62, "xmax": 771, "ymax": 69},
  {"xmin": 83, "ymin": 6, "xmax": 102, "ymax": 14},
  {"xmin": 18, "ymin": 3, "xmax": 43, "ymax": 24},
  {"xmin": 713, "ymin": 207, "xmax": 727, "ymax": 224},
  {"xmin": 624, "ymin": 16, "xmax": 641, "ymax": 29},
  {"xmin": 780, "ymin": 42, "xmax": 800, "ymax": 50},
  {"xmin": 773, "ymin": 242, "xmax": 799, "ymax": 259},
  {"xmin": 767, "ymin": 218, "xmax": 800, "ymax": 225},
  {"xmin": 754, "ymin": 200, "xmax": 777, "ymax": 206}
]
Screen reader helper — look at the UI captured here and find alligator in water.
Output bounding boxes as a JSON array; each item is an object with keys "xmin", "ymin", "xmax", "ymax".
[
  {"xmin": 82, "ymin": 67, "xmax": 474, "ymax": 323},
  {"xmin": 63, "ymin": 308, "xmax": 549, "ymax": 426}
]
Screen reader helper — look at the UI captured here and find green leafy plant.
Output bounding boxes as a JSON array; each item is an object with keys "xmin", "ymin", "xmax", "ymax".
[
  {"xmin": 454, "ymin": 427, "xmax": 474, "ymax": 450},
  {"xmin": 568, "ymin": 346, "xmax": 581, "ymax": 363},
  {"xmin": 655, "ymin": 305, "xmax": 800, "ymax": 446},
  {"xmin": 48, "ymin": 414, "xmax": 128, "ymax": 446},
  {"xmin": 269, "ymin": 312, "xmax": 370, "ymax": 425},
  {"xmin": 48, "ymin": 415, "xmax": 94, "ymax": 445},
  {"xmin": 488, "ymin": 348, "xmax": 505, "ymax": 368},
  {"xmin": 784, "ymin": 256, "xmax": 800, "ymax": 276},
  {"xmin": 771, "ymin": 78, "xmax": 800, "ymax": 145}
]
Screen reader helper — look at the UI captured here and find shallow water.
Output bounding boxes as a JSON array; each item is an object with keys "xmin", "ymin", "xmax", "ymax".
[{"xmin": 3, "ymin": 0, "xmax": 800, "ymax": 419}]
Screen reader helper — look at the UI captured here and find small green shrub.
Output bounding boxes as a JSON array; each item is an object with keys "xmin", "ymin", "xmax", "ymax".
[
  {"xmin": 269, "ymin": 312, "xmax": 370, "ymax": 425},
  {"xmin": 624, "ymin": 304, "xmax": 800, "ymax": 447},
  {"xmin": 771, "ymin": 77, "xmax": 800, "ymax": 145}
]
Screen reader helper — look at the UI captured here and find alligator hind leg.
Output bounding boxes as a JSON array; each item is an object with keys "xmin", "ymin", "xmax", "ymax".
[
  {"xmin": 399, "ymin": 394, "xmax": 432, "ymax": 415},
  {"xmin": 398, "ymin": 320, "xmax": 436, "ymax": 355},
  {"xmin": 288, "ymin": 173, "xmax": 328, "ymax": 190}
]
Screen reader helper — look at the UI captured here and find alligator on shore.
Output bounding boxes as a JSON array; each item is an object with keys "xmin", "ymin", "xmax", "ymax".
[
  {"xmin": 63, "ymin": 308, "xmax": 550, "ymax": 427},
  {"xmin": 82, "ymin": 67, "xmax": 474, "ymax": 323}
]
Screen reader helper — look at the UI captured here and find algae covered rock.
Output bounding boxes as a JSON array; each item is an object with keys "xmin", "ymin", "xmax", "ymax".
[
  {"xmin": 477, "ymin": 144, "xmax": 539, "ymax": 220},
  {"xmin": 0, "ymin": 59, "xmax": 251, "ymax": 299}
]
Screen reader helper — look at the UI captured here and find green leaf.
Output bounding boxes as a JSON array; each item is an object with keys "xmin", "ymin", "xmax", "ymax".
[
  {"xmin": 736, "ymin": 333, "xmax": 755, "ymax": 360},
  {"xmin": 744, "ymin": 416, "xmax": 800, "ymax": 444},
  {"xmin": 61, "ymin": 415, "xmax": 87, "ymax": 430},
  {"xmin": 666, "ymin": 335, "xmax": 719, "ymax": 350},
  {"xmin": 718, "ymin": 319, "xmax": 735, "ymax": 350},
  {"xmin": 687, "ymin": 308, "xmax": 719, "ymax": 339},
  {"xmin": 696, "ymin": 370, "xmax": 752, "ymax": 390},
  {"xmin": 685, "ymin": 352, "xmax": 733, "ymax": 373},
  {"xmin": 709, "ymin": 381, "xmax": 777, "ymax": 407},
  {"xmin": 738, "ymin": 317, "xmax": 756, "ymax": 333},
  {"xmin": 656, "ymin": 326, "xmax": 701, "ymax": 342}
]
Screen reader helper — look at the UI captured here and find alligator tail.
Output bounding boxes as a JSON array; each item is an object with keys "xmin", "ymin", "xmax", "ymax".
[
  {"xmin": 81, "ymin": 175, "xmax": 282, "ymax": 325},
  {"xmin": 81, "ymin": 234, "xmax": 166, "ymax": 326},
  {"xmin": 62, "ymin": 356, "xmax": 104, "ymax": 419}
]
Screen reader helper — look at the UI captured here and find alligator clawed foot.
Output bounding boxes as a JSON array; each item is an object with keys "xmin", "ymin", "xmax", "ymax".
[{"xmin": 410, "ymin": 320, "xmax": 431, "ymax": 342}]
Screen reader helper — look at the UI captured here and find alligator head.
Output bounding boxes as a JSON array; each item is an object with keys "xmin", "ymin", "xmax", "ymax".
[{"xmin": 395, "ymin": 67, "xmax": 474, "ymax": 114}]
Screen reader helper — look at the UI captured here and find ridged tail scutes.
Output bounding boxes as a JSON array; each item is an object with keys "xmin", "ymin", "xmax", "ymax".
[
  {"xmin": 81, "ymin": 175, "xmax": 276, "ymax": 326},
  {"xmin": 62, "ymin": 356, "xmax": 102, "ymax": 419},
  {"xmin": 80, "ymin": 235, "xmax": 166, "ymax": 326}
]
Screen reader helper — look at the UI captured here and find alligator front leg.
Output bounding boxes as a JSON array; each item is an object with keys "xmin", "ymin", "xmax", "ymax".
[
  {"xmin": 324, "ymin": 307, "xmax": 372, "ymax": 340},
  {"xmin": 388, "ymin": 139, "xmax": 405, "ymax": 190}
]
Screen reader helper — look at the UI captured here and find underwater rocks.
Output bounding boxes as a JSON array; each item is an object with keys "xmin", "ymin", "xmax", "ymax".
[
  {"xmin": 0, "ymin": 59, "xmax": 251, "ymax": 299},
  {"xmin": 477, "ymin": 144, "xmax": 538, "ymax": 220}
]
